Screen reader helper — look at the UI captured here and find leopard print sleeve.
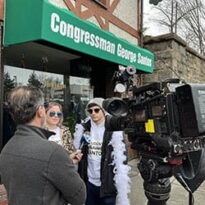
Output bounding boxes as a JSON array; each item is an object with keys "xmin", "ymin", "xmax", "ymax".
[{"xmin": 60, "ymin": 126, "xmax": 76, "ymax": 154}]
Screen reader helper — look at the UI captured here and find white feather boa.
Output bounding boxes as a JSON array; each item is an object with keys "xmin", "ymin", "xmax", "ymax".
[{"xmin": 110, "ymin": 131, "xmax": 131, "ymax": 205}]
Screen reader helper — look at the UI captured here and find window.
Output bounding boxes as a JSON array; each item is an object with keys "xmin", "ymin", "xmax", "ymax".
[
  {"xmin": 69, "ymin": 76, "xmax": 93, "ymax": 123},
  {"xmin": 3, "ymin": 66, "xmax": 93, "ymax": 137}
]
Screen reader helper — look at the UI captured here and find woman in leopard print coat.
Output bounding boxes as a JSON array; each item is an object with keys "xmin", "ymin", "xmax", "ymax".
[{"xmin": 45, "ymin": 101, "xmax": 82, "ymax": 163}]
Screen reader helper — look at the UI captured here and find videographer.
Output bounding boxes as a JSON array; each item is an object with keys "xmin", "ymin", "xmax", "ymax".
[
  {"xmin": 74, "ymin": 98, "xmax": 131, "ymax": 205},
  {"xmin": 0, "ymin": 86, "xmax": 86, "ymax": 205}
]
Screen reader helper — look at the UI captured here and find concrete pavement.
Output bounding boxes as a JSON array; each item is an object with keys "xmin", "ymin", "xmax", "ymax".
[{"xmin": 128, "ymin": 159, "xmax": 205, "ymax": 205}]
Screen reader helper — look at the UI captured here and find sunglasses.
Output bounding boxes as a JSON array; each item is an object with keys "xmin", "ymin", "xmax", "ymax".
[
  {"xmin": 87, "ymin": 108, "xmax": 101, "ymax": 114},
  {"xmin": 49, "ymin": 111, "xmax": 63, "ymax": 118}
]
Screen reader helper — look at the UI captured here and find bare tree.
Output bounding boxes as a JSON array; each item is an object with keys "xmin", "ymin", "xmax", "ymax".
[
  {"xmin": 150, "ymin": 0, "xmax": 191, "ymax": 33},
  {"xmin": 179, "ymin": 0, "xmax": 205, "ymax": 54},
  {"xmin": 149, "ymin": 0, "xmax": 205, "ymax": 54}
]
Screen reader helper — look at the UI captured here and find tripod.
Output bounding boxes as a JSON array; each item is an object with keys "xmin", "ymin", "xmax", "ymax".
[
  {"xmin": 143, "ymin": 180, "xmax": 194, "ymax": 205},
  {"xmin": 138, "ymin": 157, "xmax": 194, "ymax": 205},
  {"xmin": 144, "ymin": 178, "xmax": 171, "ymax": 205}
]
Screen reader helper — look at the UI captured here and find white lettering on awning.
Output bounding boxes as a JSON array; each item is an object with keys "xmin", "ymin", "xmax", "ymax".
[
  {"xmin": 50, "ymin": 12, "xmax": 152, "ymax": 67},
  {"xmin": 50, "ymin": 13, "xmax": 115, "ymax": 55}
]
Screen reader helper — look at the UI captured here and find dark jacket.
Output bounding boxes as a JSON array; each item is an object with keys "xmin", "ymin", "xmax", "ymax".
[
  {"xmin": 0, "ymin": 125, "xmax": 86, "ymax": 205},
  {"xmin": 78, "ymin": 120, "xmax": 116, "ymax": 197},
  {"xmin": 2, "ymin": 106, "xmax": 16, "ymax": 147}
]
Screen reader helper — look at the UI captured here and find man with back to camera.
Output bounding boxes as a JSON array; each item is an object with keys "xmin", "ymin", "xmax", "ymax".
[
  {"xmin": 0, "ymin": 86, "xmax": 86, "ymax": 205},
  {"xmin": 74, "ymin": 98, "xmax": 131, "ymax": 205}
]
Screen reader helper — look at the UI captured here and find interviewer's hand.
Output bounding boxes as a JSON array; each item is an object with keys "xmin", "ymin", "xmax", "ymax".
[{"xmin": 70, "ymin": 150, "xmax": 83, "ymax": 164}]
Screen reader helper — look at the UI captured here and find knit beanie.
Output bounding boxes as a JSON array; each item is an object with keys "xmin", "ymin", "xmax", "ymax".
[{"xmin": 86, "ymin": 98, "xmax": 107, "ymax": 115}]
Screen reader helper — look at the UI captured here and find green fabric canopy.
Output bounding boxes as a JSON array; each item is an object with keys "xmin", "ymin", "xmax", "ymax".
[{"xmin": 4, "ymin": 0, "xmax": 154, "ymax": 73}]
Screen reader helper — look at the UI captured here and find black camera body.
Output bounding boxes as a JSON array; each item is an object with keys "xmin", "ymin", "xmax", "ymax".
[
  {"xmin": 104, "ymin": 82, "xmax": 205, "ymax": 157},
  {"xmin": 103, "ymin": 80, "xmax": 205, "ymax": 193}
]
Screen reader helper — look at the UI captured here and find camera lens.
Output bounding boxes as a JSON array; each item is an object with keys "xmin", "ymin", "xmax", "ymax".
[
  {"xmin": 109, "ymin": 101, "xmax": 119, "ymax": 112},
  {"xmin": 103, "ymin": 98, "xmax": 127, "ymax": 116}
]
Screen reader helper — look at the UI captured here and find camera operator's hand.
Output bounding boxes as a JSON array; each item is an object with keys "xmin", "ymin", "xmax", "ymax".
[{"xmin": 70, "ymin": 150, "xmax": 83, "ymax": 164}]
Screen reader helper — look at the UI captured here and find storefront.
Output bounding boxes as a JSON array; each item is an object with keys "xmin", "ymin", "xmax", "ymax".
[{"xmin": 0, "ymin": 0, "xmax": 154, "ymax": 148}]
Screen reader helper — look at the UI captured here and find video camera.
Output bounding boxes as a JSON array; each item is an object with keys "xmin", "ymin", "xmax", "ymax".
[
  {"xmin": 104, "ymin": 80, "xmax": 205, "ymax": 156},
  {"xmin": 103, "ymin": 68, "xmax": 205, "ymax": 205}
]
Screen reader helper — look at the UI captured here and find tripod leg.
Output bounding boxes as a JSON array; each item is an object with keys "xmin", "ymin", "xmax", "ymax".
[
  {"xmin": 189, "ymin": 192, "xmax": 194, "ymax": 205},
  {"xmin": 144, "ymin": 178, "xmax": 171, "ymax": 205}
]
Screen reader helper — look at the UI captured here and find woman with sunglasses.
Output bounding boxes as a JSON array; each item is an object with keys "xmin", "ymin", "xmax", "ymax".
[{"xmin": 45, "ymin": 101, "xmax": 82, "ymax": 164}]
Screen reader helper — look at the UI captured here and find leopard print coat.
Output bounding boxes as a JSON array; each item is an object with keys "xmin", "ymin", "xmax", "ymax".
[
  {"xmin": 60, "ymin": 126, "xmax": 76, "ymax": 154},
  {"xmin": 46, "ymin": 125, "xmax": 76, "ymax": 154}
]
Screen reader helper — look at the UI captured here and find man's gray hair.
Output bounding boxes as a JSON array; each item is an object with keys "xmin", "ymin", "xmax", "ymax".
[{"xmin": 8, "ymin": 86, "xmax": 44, "ymax": 124}]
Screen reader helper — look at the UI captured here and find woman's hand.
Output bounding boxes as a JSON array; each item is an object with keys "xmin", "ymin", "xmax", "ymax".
[{"xmin": 70, "ymin": 150, "xmax": 83, "ymax": 164}]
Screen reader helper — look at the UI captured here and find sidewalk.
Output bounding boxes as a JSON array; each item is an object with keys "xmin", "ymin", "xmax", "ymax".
[{"xmin": 128, "ymin": 159, "xmax": 205, "ymax": 205}]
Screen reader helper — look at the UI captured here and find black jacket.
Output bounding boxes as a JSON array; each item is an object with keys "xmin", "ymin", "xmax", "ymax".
[
  {"xmin": 78, "ymin": 120, "xmax": 116, "ymax": 197},
  {"xmin": 0, "ymin": 125, "xmax": 86, "ymax": 205}
]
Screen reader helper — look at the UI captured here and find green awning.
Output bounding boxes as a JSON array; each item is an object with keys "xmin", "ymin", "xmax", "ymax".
[{"xmin": 4, "ymin": 0, "xmax": 154, "ymax": 73}]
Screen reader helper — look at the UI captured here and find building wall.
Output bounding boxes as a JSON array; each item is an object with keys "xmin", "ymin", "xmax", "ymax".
[
  {"xmin": 113, "ymin": 0, "xmax": 138, "ymax": 30},
  {"xmin": 109, "ymin": 23, "xmax": 138, "ymax": 45},
  {"xmin": 0, "ymin": 0, "xmax": 4, "ymax": 20},
  {"xmin": 49, "ymin": 0, "xmax": 68, "ymax": 8},
  {"xmin": 48, "ymin": 0, "xmax": 140, "ymax": 46},
  {"xmin": 142, "ymin": 33, "xmax": 205, "ymax": 84}
]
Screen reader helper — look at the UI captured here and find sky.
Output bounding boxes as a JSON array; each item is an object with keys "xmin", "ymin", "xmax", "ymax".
[{"xmin": 143, "ymin": 0, "xmax": 168, "ymax": 36}]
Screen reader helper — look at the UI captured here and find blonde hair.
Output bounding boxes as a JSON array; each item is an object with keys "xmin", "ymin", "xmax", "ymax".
[{"xmin": 45, "ymin": 101, "xmax": 64, "ymax": 126}]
